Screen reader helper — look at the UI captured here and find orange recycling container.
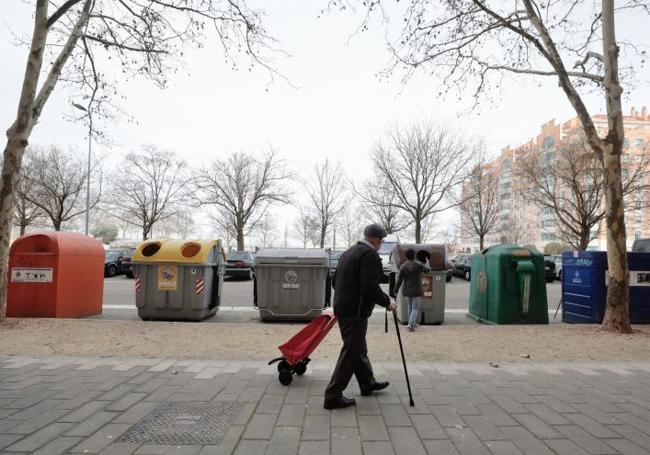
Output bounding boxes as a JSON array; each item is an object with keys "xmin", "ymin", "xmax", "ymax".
[{"xmin": 7, "ymin": 231, "xmax": 104, "ymax": 318}]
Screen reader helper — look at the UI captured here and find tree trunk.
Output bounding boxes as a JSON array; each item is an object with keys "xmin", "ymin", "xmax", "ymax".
[
  {"xmin": 414, "ymin": 219, "xmax": 421, "ymax": 243},
  {"xmin": 143, "ymin": 225, "xmax": 150, "ymax": 240},
  {"xmin": 0, "ymin": 0, "xmax": 49, "ymax": 319},
  {"xmin": 579, "ymin": 231, "xmax": 590, "ymax": 251},
  {"xmin": 319, "ymin": 226, "xmax": 326, "ymax": 248},
  {"xmin": 236, "ymin": 227, "xmax": 245, "ymax": 251},
  {"xmin": 479, "ymin": 234, "xmax": 484, "ymax": 251},
  {"xmin": 20, "ymin": 222, "xmax": 26, "ymax": 236},
  {"xmin": 600, "ymin": 0, "xmax": 632, "ymax": 333},
  {"xmin": 53, "ymin": 219, "xmax": 61, "ymax": 231}
]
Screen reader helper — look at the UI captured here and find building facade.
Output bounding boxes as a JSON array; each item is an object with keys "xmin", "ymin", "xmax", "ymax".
[{"xmin": 460, "ymin": 107, "xmax": 650, "ymax": 252}]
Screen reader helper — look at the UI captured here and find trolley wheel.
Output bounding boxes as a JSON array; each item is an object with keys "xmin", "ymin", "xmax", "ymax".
[
  {"xmin": 279, "ymin": 371, "xmax": 293, "ymax": 386},
  {"xmin": 294, "ymin": 362, "xmax": 307, "ymax": 376},
  {"xmin": 277, "ymin": 360, "xmax": 291, "ymax": 374}
]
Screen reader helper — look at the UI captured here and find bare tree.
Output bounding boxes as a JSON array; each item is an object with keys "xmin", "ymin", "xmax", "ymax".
[
  {"xmin": 358, "ymin": 178, "xmax": 411, "ymax": 234},
  {"xmin": 194, "ymin": 151, "xmax": 291, "ymax": 251},
  {"xmin": 294, "ymin": 206, "xmax": 318, "ymax": 248},
  {"xmin": 20, "ymin": 145, "xmax": 101, "ymax": 231},
  {"xmin": 338, "ymin": 202, "xmax": 364, "ymax": 248},
  {"xmin": 516, "ymin": 138, "xmax": 650, "ymax": 251},
  {"xmin": 368, "ymin": 122, "xmax": 470, "ymax": 243},
  {"xmin": 304, "ymin": 159, "xmax": 348, "ymax": 248},
  {"xmin": 109, "ymin": 145, "xmax": 188, "ymax": 240},
  {"xmin": 346, "ymin": 0, "xmax": 649, "ymax": 331},
  {"xmin": 459, "ymin": 150, "xmax": 503, "ymax": 250},
  {"xmin": 12, "ymin": 155, "xmax": 45, "ymax": 236},
  {"xmin": 0, "ymin": 1, "xmax": 277, "ymax": 317},
  {"xmin": 254, "ymin": 213, "xmax": 277, "ymax": 248}
]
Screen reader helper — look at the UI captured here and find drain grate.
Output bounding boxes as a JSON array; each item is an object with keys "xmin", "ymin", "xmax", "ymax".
[{"xmin": 118, "ymin": 401, "xmax": 244, "ymax": 445}]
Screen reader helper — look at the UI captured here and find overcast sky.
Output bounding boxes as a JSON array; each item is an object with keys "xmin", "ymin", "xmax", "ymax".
[{"xmin": 1, "ymin": 1, "xmax": 648, "ymax": 245}]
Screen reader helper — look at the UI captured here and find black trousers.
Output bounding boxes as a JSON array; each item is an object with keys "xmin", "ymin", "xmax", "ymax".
[{"xmin": 324, "ymin": 317, "xmax": 374, "ymax": 400}]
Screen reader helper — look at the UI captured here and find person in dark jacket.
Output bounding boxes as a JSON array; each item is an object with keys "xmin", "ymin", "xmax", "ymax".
[
  {"xmin": 323, "ymin": 223, "xmax": 398, "ymax": 410},
  {"xmin": 394, "ymin": 249, "xmax": 431, "ymax": 332}
]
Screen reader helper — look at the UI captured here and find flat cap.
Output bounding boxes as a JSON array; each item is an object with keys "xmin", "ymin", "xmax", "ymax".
[{"xmin": 363, "ymin": 223, "xmax": 388, "ymax": 239}]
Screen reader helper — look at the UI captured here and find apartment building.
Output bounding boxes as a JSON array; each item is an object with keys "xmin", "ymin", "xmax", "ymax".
[{"xmin": 460, "ymin": 107, "xmax": 650, "ymax": 252}]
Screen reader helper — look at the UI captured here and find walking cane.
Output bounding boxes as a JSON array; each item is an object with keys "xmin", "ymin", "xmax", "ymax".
[{"xmin": 392, "ymin": 309, "xmax": 415, "ymax": 407}]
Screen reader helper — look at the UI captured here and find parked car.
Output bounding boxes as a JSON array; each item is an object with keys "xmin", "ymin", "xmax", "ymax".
[
  {"xmin": 378, "ymin": 234, "xmax": 399, "ymax": 282},
  {"xmin": 120, "ymin": 248, "xmax": 136, "ymax": 278},
  {"xmin": 104, "ymin": 248, "xmax": 132, "ymax": 278},
  {"xmin": 632, "ymin": 238, "xmax": 650, "ymax": 252},
  {"xmin": 328, "ymin": 249, "xmax": 345, "ymax": 278},
  {"xmin": 452, "ymin": 254, "xmax": 472, "ymax": 280},
  {"xmin": 543, "ymin": 256, "xmax": 556, "ymax": 283},
  {"xmin": 548, "ymin": 254, "xmax": 563, "ymax": 280},
  {"xmin": 226, "ymin": 251, "xmax": 255, "ymax": 280}
]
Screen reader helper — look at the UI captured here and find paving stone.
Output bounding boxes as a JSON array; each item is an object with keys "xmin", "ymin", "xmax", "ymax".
[
  {"xmin": 475, "ymin": 404, "xmax": 518, "ymax": 427},
  {"xmin": 298, "ymin": 440, "xmax": 329, "ymax": 455},
  {"xmin": 381, "ymin": 404, "xmax": 411, "ymax": 426},
  {"xmin": 68, "ymin": 423, "xmax": 132, "ymax": 453},
  {"xmin": 602, "ymin": 438, "xmax": 649, "ymax": 455},
  {"xmin": 32, "ymin": 436, "xmax": 84, "ymax": 455},
  {"xmin": 356, "ymin": 396, "xmax": 381, "ymax": 415},
  {"xmin": 446, "ymin": 427, "xmax": 491, "ymax": 455},
  {"xmin": 410, "ymin": 414, "xmax": 446, "ymax": 439},
  {"xmin": 301, "ymin": 414, "xmax": 330, "ymax": 440},
  {"xmin": 232, "ymin": 439, "xmax": 268, "ymax": 455},
  {"xmin": 106, "ymin": 392, "xmax": 148, "ymax": 412},
  {"xmin": 277, "ymin": 404, "xmax": 307, "ymax": 427},
  {"xmin": 564, "ymin": 413, "xmax": 621, "ymax": 439},
  {"xmin": 512, "ymin": 413, "xmax": 562, "ymax": 439},
  {"xmin": 423, "ymin": 439, "xmax": 459, "ymax": 455},
  {"xmin": 607, "ymin": 424, "xmax": 650, "ymax": 450},
  {"xmin": 555, "ymin": 425, "xmax": 618, "ymax": 454},
  {"xmin": 0, "ymin": 433, "xmax": 24, "ymax": 451},
  {"xmin": 462, "ymin": 415, "xmax": 507, "ymax": 441},
  {"xmin": 65, "ymin": 411, "xmax": 119, "ymax": 437},
  {"xmin": 389, "ymin": 426, "xmax": 427, "ymax": 455},
  {"xmin": 242, "ymin": 413, "xmax": 277, "ymax": 440},
  {"xmin": 331, "ymin": 426, "xmax": 362, "ymax": 455},
  {"xmin": 256, "ymin": 394, "xmax": 285, "ymax": 414},
  {"xmin": 362, "ymin": 441, "xmax": 396, "ymax": 455},
  {"xmin": 98, "ymin": 442, "xmax": 142, "ymax": 454},
  {"xmin": 500, "ymin": 426, "xmax": 555, "ymax": 455},
  {"xmin": 113, "ymin": 401, "xmax": 159, "ymax": 424},
  {"xmin": 165, "ymin": 445, "xmax": 204, "ymax": 454},
  {"xmin": 483, "ymin": 440, "xmax": 523, "ymax": 455},
  {"xmin": 5, "ymin": 422, "xmax": 73, "ymax": 452},
  {"xmin": 6, "ymin": 409, "xmax": 68, "ymax": 434},
  {"xmin": 135, "ymin": 444, "xmax": 173, "ymax": 454},
  {"xmin": 266, "ymin": 426, "xmax": 301, "ymax": 455},
  {"xmin": 358, "ymin": 414, "xmax": 389, "ymax": 441},
  {"xmin": 430, "ymin": 404, "xmax": 465, "ymax": 428},
  {"xmin": 524, "ymin": 403, "xmax": 572, "ymax": 425},
  {"xmin": 543, "ymin": 439, "xmax": 591, "ymax": 455}
]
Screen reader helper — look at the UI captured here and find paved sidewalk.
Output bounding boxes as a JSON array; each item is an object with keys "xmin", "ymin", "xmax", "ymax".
[{"xmin": 1, "ymin": 356, "xmax": 650, "ymax": 454}]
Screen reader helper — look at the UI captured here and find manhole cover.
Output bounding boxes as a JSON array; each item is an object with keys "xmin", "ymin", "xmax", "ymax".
[{"xmin": 119, "ymin": 401, "xmax": 244, "ymax": 445}]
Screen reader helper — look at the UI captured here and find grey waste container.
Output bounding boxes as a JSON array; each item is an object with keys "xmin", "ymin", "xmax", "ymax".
[
  {"xmin": 389, "ymin": 244, "xmax": 449, "ymax": 325},
  {"xmin": 254, "ymin": 248, "xmax": 330, "ymax": 322},
  {"xmin": 132, "ymin": 239, "xmax": 225, "ymax": 321}
]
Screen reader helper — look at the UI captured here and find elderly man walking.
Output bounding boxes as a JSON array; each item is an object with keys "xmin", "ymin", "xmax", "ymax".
[{"xmin": 323, "ymin": 223, "xmax": 397, "ymax": 410}]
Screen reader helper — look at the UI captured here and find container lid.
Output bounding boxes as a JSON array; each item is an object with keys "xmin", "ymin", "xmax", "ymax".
[
  {"xmin": 255, "ymin": 248, "xmax": 329, "ymax": 266},
  {"xmin": 132, "ymin": 239, "xmax": 224, "ymax": 264},
  {"xmin": 391, "ymin": 244, "xmax": 449, "ymax": 271},
  {"xmin": 484, "ymin": 244, "xmax": 542, "ymax": 258},
  {"xmin": 9, "ymin": 231, "xmax": 104, "ymax": 257}
]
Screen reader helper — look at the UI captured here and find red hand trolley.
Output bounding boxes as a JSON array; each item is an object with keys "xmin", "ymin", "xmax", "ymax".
[{"xmin": 268, "ymin": 313, "xmax": 338, "ymax": 385}]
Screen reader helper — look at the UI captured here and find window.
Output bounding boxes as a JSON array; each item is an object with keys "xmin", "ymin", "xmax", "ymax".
[
  {"xmin": 542, "ymin": 219, "xmax": 555, "ymax": 228},
  {"xmin": 636, "ymin": 232, "xmax": 642, "ymax": 240},
  {"xmin": 636, "ymin": 138, "xmax": 645, "ymax": 149},
  {"xmin": 542, "ymin": 233, "xmax": 557, "ymax": 241},
  {"xmin": 624, "ymin": 139, "xmax": 630, "ymax": 149},
  {"xmin": 542, "ymin": 207, "xmax": 554, "ymax": 215},
  {"xmin": 543, "ymin": 135, "xmax": 555, "ymax": 150}
]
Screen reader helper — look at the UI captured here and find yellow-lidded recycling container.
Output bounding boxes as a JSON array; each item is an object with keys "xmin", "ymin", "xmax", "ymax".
[{"xmin": 132, "ymin": 239, "xmax": 226, "ymax": 321}]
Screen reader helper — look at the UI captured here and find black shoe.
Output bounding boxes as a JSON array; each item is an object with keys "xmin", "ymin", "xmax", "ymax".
[
  {"xmin": 323, "ymin": 395, "xmax": 356, "ymax": 410},
  {"xmin": 360, "ymin": 380, "xmax": 390, "ymax": 396}
]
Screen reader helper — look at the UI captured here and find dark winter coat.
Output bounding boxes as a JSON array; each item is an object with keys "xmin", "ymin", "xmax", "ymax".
[
  {"xmin": 394, "ymin": 260, "xmax": 431, "ymax": 297},
  {"xmin": 332, "ymin": 241, "xmax": 390, "ymax": 320}
]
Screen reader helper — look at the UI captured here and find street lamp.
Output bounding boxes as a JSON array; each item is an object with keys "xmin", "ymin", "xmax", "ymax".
[{"xmin": 72, "ymin": 102, "xmax": 92, "ymax": 236}]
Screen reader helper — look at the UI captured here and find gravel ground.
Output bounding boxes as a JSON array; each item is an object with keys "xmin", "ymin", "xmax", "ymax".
[{"xmin": 1, "ymin": 318, "xmax": 649, "ymax": 364}]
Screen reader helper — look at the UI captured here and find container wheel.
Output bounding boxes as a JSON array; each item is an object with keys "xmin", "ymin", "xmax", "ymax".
[
  {"xmin": 279, "ymin": 371, "xmax": 293, "ymax": 386},
  {"xmin": 277, "ymin": 360, "xmax": 291, "ymax": 374},
  {"xmin": 294, "ymin": 362, "xmax": 307, "ymax": 376}
]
